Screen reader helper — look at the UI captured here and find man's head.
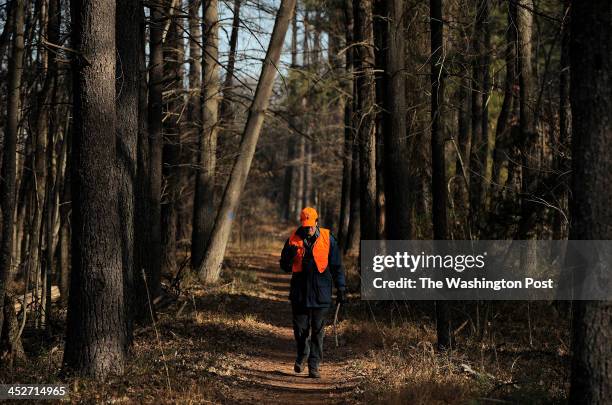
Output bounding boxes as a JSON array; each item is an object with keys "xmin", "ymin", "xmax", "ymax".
[{"xmin": 300, "ymin": 207, "xmax": 318, "ymax": 237}]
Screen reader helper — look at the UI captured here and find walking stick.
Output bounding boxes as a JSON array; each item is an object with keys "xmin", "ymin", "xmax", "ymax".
[{"xmin": 333, "ymin": 302, "xmax": 341, "ymax": 347}]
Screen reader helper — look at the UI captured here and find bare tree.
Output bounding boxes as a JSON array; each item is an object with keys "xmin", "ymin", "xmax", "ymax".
[
  {"xmin": 382, "ymin": 0, "xmax": 411, "ymax": 240},
  {"xmin": 197, "ymin": 0, "xmax": 297, "ymax": 283},
  {"xmin": 468, "ymin": 0, "xmax": 489, "ymax": 234},
  {"xmin": 0, "ymin": 0, "xmax": 25, "ymax": 341},
  {"xmin": 192, "ymin": 0, "xmax": 220, "ymax": 268},
  {"xmin": 63, "ymin": 0, "xmax": 128, "ymax": 378},
  {"xmin": 219, "ymin": 0, "xmax": 241, "ymax": 123},
  {"xmin": 116, "ymin": 0, "xmax": 143, "ymax": 338},
  {"xmin": 353, "ymin": 0, "xmax": 377, "ymax": 242},
  {"xmin": 568, "ymin": 1, "xmax": 612, "ymax": 401},
  {"xmin": 160, "ymin": 10, "xmax": 184, "ymax": 274},
  {"xmin": 146, "ymin": 0, "xmax": 165, "ymax": 298},
  {"xmin": 430, "ymin": 0, "xmax": 451, "ymax": 350}
]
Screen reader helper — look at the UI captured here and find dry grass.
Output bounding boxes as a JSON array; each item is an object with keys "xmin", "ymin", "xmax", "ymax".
[
  {"xmin": 0, "ymin": 240, "xmax": 570, "ymax": 404},
  {"xmin": 334, "ymin": 298, "xmax": 570, "ymax": 404}
]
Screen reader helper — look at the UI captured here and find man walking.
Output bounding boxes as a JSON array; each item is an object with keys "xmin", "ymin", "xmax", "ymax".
[{"xmin": 279, "ymin": 207, "xmax": 347, "ymax": 378}]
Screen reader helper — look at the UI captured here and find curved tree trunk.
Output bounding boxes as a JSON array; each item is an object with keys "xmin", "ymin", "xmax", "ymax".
[{"xmin": 198, "ymin": 0, "xmax": 297, "ymax": 283}]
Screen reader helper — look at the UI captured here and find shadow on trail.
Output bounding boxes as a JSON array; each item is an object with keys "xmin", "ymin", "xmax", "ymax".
[{"xmin": 163, "ymin": 251, "xmax": 361, "ymax": 404}]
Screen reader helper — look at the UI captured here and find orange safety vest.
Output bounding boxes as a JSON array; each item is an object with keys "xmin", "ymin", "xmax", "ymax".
[{"xmin": 288, "ymin": 227, "xmax": 330, "ymax": 273}]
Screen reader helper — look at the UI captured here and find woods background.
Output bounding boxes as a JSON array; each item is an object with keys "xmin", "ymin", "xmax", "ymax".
[{"xmin": 0, "ymin": 0, "xmax": 610, "ymax": 403}]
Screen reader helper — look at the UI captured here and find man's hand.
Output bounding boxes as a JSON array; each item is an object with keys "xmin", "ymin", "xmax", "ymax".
[
  {"xmin": 280, "ymin": 244, "xmax": 298, "ymax": 273},
  {"xmin": 336, "ymin": 289, "xmax": 347, "ymax": 304},
  {"xmin": 288, "ymin": 244, "xmax": 298, "ymax": 258}
]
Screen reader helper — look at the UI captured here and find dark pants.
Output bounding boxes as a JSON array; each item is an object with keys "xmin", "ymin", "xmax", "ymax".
[{"xmin": 292, "ymin": 304, "xmax": 329, "ymax": 368}]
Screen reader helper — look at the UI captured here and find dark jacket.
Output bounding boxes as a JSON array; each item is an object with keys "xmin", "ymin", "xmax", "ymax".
[{"xmin": 279, "ymin": 226, "xmax": 346, "ymax": 308}]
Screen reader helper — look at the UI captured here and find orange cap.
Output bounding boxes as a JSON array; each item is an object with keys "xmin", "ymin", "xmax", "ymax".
[{"xmin": 300, "ymin": 207, "xmax": 318, "ymax": 227}]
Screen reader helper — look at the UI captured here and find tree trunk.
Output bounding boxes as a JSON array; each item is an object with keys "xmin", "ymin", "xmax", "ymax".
[
  {"xmin": 1, "ymin": 295, "xmax": 26, "ymax": 365},
  {"xmin": 192, "ymin": 0, "xmax": 220, "ymax": 269},
  {"xmin": 353, "ymin": 0, "xmax": 377, "ymax": 242},
  {"xmin": 516, "ymin": 0, "xmax": 539, "ymax": 242},
  {"xmin": 219, "ymin": 0, "xmax": 241, "ymax": 124},
  {"xmin": 116, "ymin": 0, "xmax": 142, "ymax": 342},
  {"xmin": 41, "ymin": 0, "xmax": 62, "ymax": 332},
  {"xmin": 59, "ymin": 129, "xmax": 72, "ymax": 305},
  {"xmin": 294, "ymin": 136, "xmax": 305, "ymax": 219},
  {"xmin": 568, "ymin": 1, "xmax": 612, "ymax": 402},
  {"xmin": 63, "ymin": 0, "xmax": 127, "ymax": 378},
  {"xmin": 303, "ymin": 143, "xmax": 313, "ymax": 208},
  {"xmin": 285, "ymin": 4, "xmax": 299, "ymax": 221},
  {"xmin": 373, "ymin": 0, "xmax": 385, "ymax": 239},
  {"xmin": 133, "ymin": 0, "xmax": 151, "ymax": 322},
  {"xmin": 468, "ymin": 0, "xmax": 488, "ymax": 234},
  {"xmin": 197, "ymin": 0, "xmax": 297, "ymax": 283},
  {"xmin": 382, "ymin": 0, "xmax": 411, "ymax": 239},
  {"xmin": 491, "ymin": 1, "xmax": 517, "ymax": 204},
  {"xmin": 337, "ymin": 0, "xmax": 353, "ymax": 246},
  {"xmin": 147, "ymin": 0, "xmax": 164, "ymax": 299},
  {"xmin": 0, "ymin": 0, "xmax": 25, "ymax": 338},
  {"xmin": 552, "ymin": 0, "xmax": 570, "ymax": 247},
  {"xmin": 188, "ymin": 0, "xmax": 202, "ymax": 124},
  {"xmin": 345, "ymin": 125, "xmax": 361, "ymax": 254},
  {"xmin": 430, "ymin": 0, "xmax": 451, "ymax": 350},
  {"xmin": 160, "ymin": 14, "xmax": 184, "ymax": 274}
]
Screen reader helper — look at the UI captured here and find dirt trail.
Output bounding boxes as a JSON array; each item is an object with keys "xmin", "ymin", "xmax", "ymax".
[{"xmin": 223, "ymin": 251, "xmax": 362, "ymax": 404}]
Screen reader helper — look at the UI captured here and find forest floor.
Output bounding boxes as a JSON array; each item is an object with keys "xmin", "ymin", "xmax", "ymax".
[{"xmin": 1, "ymin": 228, "xmax": 572, "ymax": 404}]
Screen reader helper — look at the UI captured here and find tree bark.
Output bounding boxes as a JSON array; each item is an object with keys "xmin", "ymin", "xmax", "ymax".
[
  {"xmin": 568, "ymin": 1, "xmax": 612, "ymax": 402},
  {"xmin": 491, "ymin": 1, "xmax": 517, "ymax": 203},
  {"xmin": 337, "ymin": 0, "xmax": 353, "ymax": 247},
  {"xmin": 0, "ymin": 0, "xmax": 25, "ymax": 338},
  {"xmin": 353, "ymin": 0, "xmax": 377, "ymax": 242},
  {"xmin": 41, "ymin": 0, "xmax": 62, "ymax": 332},
  {"xmin": 468, "ymin": 0, "xmax": 488, "ymax": 234},
  {"xmin": 552, "ymin": 0, "xmax": 570, "ymax": 246},
  {"xmin": 219, "ymin": 0, "xmax": 241, "ymax": 124},
  {"xmin": 160, "ymin": 12, "xmax": 184, "ymax": 274},
  {"xmin": 516, "ymin": 0, "xmax": 539, "ymax": 242},
  {"xmin": 197, "ymin": 0, "xmax": 297, "ymax": 283},
  {"xmin": 345, "ymin": 122, "xmax": 361, "ymax": 254},
  {"xmin": 133, "ymin": 0, "xmax": 151, "ymax": 322},
  {"xmin": 286, "ymin": 4, "xmax": 300, "ymax": 221},
  {"xmin": 116, "ymin": 0, "xmax": 142, "ymax": 342},
  {"xmin": 430, "ymin": 0, "xmax": 451, "ymax": 350},
  {"xmin": 294, "ymin": 136, "xmax": 305, "ymax": 219},
  {"xmin": 147, "ymin": 0, "xmax": 164, "ymax": 299},
  {"xmin": 192, "ymin": 0, "xmax": 220, "ymax": 269},
  {"xmin": 382, "ymin": 0, "xmax": 411, "ymax": 239},
  {"xmin": 303, "ymin": 143, "xmax": 313, "ymax": 208},
  {"xmin": 64, "ymin": 0, "xmax": 127, "ymax": 378}
]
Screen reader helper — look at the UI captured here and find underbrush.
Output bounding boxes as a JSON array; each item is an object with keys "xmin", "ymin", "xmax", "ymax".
[
  {"xmin": 0, "ymin": 246, "xmax": 571, "ymax": 404},
  {"xmin": 338, "ymin": 299, "xmax": 570, "ymax": 404}
]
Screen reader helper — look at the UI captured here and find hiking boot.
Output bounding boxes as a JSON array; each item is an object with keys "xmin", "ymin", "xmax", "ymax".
[
  {"xmin": 294, "ymin": 358, "xmax": 305, "ymax": 373},
  {"xmin": 308, "ymin": 365, "xmax": 321, "ymax": 378},
  {"xmin": 294, "ymin": 340, "xmax": 310, "ymax": 373}
]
